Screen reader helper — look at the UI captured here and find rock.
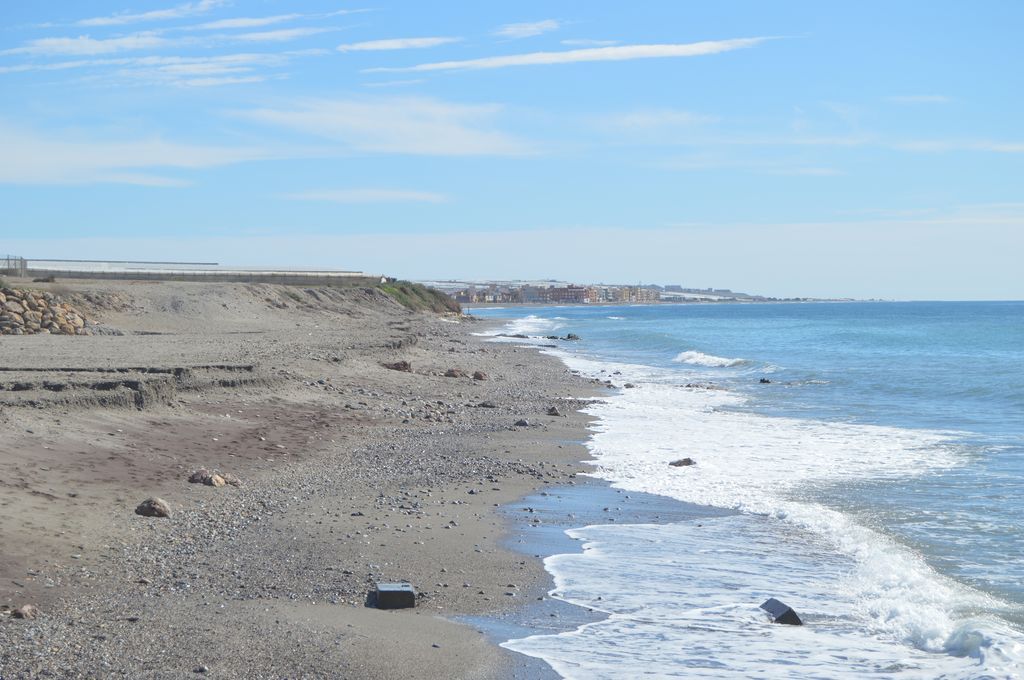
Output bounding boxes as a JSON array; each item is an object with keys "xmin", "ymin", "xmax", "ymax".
[
  {"xmin": 760, "ymin": 598, "xmax": 802, "ymax": 625},
  {"xmin": 13, "ymin": 604, "xmax": 39, "ymax": 620},
  {"xmin": 514, "ymin": 419, "xmax": 530, "ymax": 427},
  {"xmin": 221, "ymin": 473, "xmax": 242, "ymax": 487},
  {"xmin": 760, "ymin": 378, "xmax": 772, "ymax": 384},
  {"xmin": 381, "ymin": 360, "xmax": 412, "ymax": 372},
  {"xmin": 547, "ymin": 407, "xmax": 562, "ymax": 417},
  {"xmin": 188, "ymin": 469, "xmax": 211, "ymax": 484},
  {"xmin": 135, "ymin": 498, "xmax": 172, "ymax": 518},
  {"xmin": 472, "ymin": 371, "xmax": 488, "ymax": 381},
  {"xmin": 4, "ymin": 300, "xmax": 25, "ymax": 315},
  {"xmin": 478, "ymin": 401, "xmax": 497, "ymax": 408},
  {"xmin": 624, "ymin": 383, "xmax": 636, "ymax": 389},
  {"xmin": 204, "ymin": 474, "xmax": 226, "ymax": 488},
  {"xmin": 564, "ymin": 333, "xmax": 581, "ymax": 341},
  {"xmin": 444, "ymin": 368, "xmax": 466, "ymax": 378},
  {"xmin": 669, "ymin": 458, "xmax": 696, "ymax": 467}
]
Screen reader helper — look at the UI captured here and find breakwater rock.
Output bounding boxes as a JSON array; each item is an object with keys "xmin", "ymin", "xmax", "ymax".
[{"xmin": 0, "ymin": 288, "xmax": 94, "ymax": 336}]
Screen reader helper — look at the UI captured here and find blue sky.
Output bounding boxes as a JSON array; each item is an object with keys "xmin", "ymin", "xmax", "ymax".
[{"xmin": 1, "ymin": 1, "xmax": 1021, "ymax": 299}]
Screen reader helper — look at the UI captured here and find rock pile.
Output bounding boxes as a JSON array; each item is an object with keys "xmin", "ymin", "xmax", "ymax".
[{"xmin": 0, "ymin": 288, "xmax": 93, "ymax": 336}]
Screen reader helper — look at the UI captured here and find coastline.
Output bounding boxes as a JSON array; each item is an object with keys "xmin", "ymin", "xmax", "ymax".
[{"xmin": 0, "ymin": 278, "xmax": 603, "ymax": 678}]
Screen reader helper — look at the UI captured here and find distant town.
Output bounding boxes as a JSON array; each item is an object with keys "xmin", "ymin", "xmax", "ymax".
[{"xmin": 420, "ymin": 280, "xmax": 845, "ymax": 305}]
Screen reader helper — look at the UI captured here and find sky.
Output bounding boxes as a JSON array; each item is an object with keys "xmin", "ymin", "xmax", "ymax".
[{"xmin": 0, "ymin": 1, "xmax": 1021, "ymax": 299}]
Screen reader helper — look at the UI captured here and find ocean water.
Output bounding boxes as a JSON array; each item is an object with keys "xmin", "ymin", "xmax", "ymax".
[{"xmin": 470, "ymin": 301, "xmax": 1024, "ymax": 679}]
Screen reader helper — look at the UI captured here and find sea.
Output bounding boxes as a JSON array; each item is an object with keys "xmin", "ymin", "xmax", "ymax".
[{"xmin": 468, "ymin": 301, "xmax": 1024, "ymax": 679}]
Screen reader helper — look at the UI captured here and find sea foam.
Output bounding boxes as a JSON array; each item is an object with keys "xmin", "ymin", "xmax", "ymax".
[
  {"xmin": 503, "ymin": 347, "xmax": 1024, "ymax": 678},
  {"xmin": 673, "ymin": 349, "xmax": 747, "ymax": 367}
]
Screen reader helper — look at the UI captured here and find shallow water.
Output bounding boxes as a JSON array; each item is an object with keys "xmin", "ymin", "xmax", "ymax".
[{"xmin": 472, "ymin": 301, "xmax": 1024, "ymax": 679}]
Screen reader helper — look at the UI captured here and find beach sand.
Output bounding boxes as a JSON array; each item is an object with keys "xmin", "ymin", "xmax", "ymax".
[{"xmin": 0, "ymin": 278, "xmax": 606, "ymax": 678}]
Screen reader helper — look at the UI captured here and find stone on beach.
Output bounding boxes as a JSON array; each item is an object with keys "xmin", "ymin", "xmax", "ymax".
[
  {"xmin": 669, "ymin": 458, "xmax": 696, "ymax": 467},
  {"xmin": 188, "ymin": 469, "xmax": 211, "ymax": 483},
  {"xmin": 135, "ymin": 498, "xmax": 172, "ymax": 518},
  {"xmin": 444, "ymin": 368, "xmax": 466, "ymax": 378},
  {"xmin": 381, "ymin": 360, "xmax": 412, "ymax": 372},
  {"xmin": 472, "ymin": 370, "xmax": 488, "ymax": 380},
  {"xmin": 13, "ymin": 604, "xmax": 39, "ymax": 620}
]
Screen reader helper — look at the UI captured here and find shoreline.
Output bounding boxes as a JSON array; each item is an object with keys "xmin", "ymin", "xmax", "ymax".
[{"xmin": 0, "ymin": 278, "xmax": 604, "ymax": 678}]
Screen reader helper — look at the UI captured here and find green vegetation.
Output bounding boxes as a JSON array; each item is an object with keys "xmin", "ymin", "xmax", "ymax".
[{"xmin": 377, "ymin": 281, "xmax": 461, "ymax": 314}]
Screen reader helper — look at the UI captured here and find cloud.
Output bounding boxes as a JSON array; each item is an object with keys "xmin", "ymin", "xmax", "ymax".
[
  {"xmin": 78, "ymin": 0, "xmax": 225, "ymax": 27},
  {"xmin": 237, "ymin": 96, "xmax": 535, "ymax": 156},
  {"xmin": 0, "ymin": 52, "xmax": 290, "ymax": 80},
  {"xmin": 887, "ymin": 95, "xmax": 951, "ymax": 104},
  {"xmin": 0, "ymin": 122, "xmax": 270, "ymax": 186},
  {"xmin": 283, "ymin": 189, "xmax": 448, "ymax": 203},
  {"xmin": 366, "ymin": 38, "xmax": 770, "ymax": 73},
  {"xmin": 338, "ymin": 37, "xmax": 461, "ymax": 52},
  {"xmin": 232, "ymin": 28, "xmax": 335, "ymax": 43},
  {"xmin": 493, "ymin": 20, "xmax": 561, "ymax": 39},
  {"xmin": 194, "ymin": 14, "xmax": 302, "ymax": 30},
  {"xmin": 3, "ymin": 33, "xmax": 171, "ymax": 56}
]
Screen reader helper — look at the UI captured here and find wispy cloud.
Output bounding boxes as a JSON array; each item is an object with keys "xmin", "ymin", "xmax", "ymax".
[
  {"xmin": 366, "ymin": 38, "xmax": 770, "ymax": 73},
  {"xmin": 77, "ymin": 0, "xmax": 225, "ymax": 27},
  {"xmin": 237, "ymin": 96, "xmax": 535, "ymax": 156},
  {"xmin": 493, "ymin": 19, "xmax": 561, "ymax": 39},
  {"xmin": 2, "ymin": 32, "xmax": 171, "ymax": 56},
  {"xmin": 887, "ymin": 95, "xmax": 952, "ymax": 104},
  {"xmin": 232, "ymin": 27, "xmax": 336, "ymax": 43},
  {"xmin": 283, "ymin": 188, "xmax": 448, "ymax": 203},
  {"xmin": 194, "ymin": 14, "xmax": 302, "ymax": 30},
  {"xmin": 0, "ymin": 52, "xmax": 292, "ymax": 81},
  {"xmin": 0, "ymin": 122, "xmax": 270, "ymax": 186},
  {"xmin": 338, "ymin": 37, "xmax": 461, "ymax": 52}
]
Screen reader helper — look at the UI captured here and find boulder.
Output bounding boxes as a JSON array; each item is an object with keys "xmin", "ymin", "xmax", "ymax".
[
  {"xmin": 204, "ymin": 474, "xmax": 226, "ymax": 488},
  {"xmin": 514, "ymin": 419, "xmax": 530, "ymax": 427},
  {"xmin": 564, "ymin": 333, "xmax": 581, "ymax": 341},
  {"xmin": 472, "ymin": 371, "xmax": 488, "ymax": 381},
  {"xmin": 188, "ymin": 469, "xmax": 211, "ymax": 484},
  {"xmin": 4, "ymin": 300, "xmax": 24, "ymax": 315},
  {"xmin": 547, "ymin": 406, "xmax": 562, "ymax": 417},
  {"xmin": 624, "ymin": 383, "xmax": 636, "ymax": 389},
  {"xmin": 759, "ymin": 378, "xmax": 772, "ymax": 384},
  {"xmin": 13, "ymin": 604, "xmax": 39, "ymax": 620},
  {"xmin": 669, "ymin": 458, "xmax": 696, "ymax": 467},
  {"xmin": 478, "ymin": 401, "xmax": 497, "ymax": 408},
  {"xmin": 221, "ymin": 473, "xmax": 242, "ymax": 487},
  {"xmin": 444, "ymin": 368, "xmax": 466, "ymax": 378},
  {"xmin": 135, "ymin": 498, "xmax": 172, "ymax": 518}
]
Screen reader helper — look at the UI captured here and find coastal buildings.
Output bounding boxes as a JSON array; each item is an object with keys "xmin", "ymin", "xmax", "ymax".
[{"xmin": 423, "ymin": 279, "xmax": 818, "ymax": 305}]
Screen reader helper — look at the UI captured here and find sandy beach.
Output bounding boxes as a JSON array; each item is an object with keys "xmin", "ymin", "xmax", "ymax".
[{"xmin": 0, "ymin": 278, "xmax": 605, "ymax": 678}]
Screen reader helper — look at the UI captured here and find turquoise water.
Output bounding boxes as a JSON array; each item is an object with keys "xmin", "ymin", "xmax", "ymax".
[{"xmin": 472, "ymin": 301, "xmax": 1024, "ymax": 678}]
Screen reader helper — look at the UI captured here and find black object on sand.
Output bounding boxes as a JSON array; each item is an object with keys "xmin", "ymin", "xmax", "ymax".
[
  {"xmin": 374, "ymin": 583, "xmax": 417, "ymax": 609},
  {"xmin": 760, "ymin": 598, "xmax": 802, "ymax": 625}
]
